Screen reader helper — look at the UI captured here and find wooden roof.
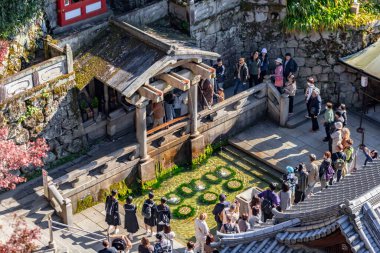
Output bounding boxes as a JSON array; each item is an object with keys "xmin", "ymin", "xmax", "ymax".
[{"xmin": 74, "ymin": 19, "xmax": 219, "ymax": 98}]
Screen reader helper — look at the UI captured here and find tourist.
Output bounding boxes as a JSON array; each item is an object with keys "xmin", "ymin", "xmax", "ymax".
[
  {"xmin": 279, "ymin": 182, "xmax": 291, "ymax": 211},
  {"xmin": 222, "ymin": 202, "xmax": 240, "ymax": 225},
  {"xmin": 184, "ymin": 241, "xmax": 196, "ymax": 253},
  {"xmin": 233, "ymin": 57, "xmax": 249, "ymax": 95},
  {"xmin": 160, "ymin": 225, "xmax": 175, "ymax": 249},
  {"xmin": 319, "ymin": 151, "xmax": 334, "ymax": 189},
  {"xmin": 152, "ymin": 102, "xmax": 165, "ymax": 127},
  {"xmin": 194, "ymin": 213, "xmax": 209, "ymax": 253},
  {"xmin": 180, "ymin": 91, "xmax": 189, "ymax": 116},
  {"xmin": 334, "ymin": 111, "xmax": 345, "ymax": 124},
  {"xmin": 362, "ymin": 145, "xmax": 378, "ymax": 166},
  {"xmin": 341, "ymin": 127, "xmax": 351, "ymax": 147},
  {"xmin": 294, "ymin": 163, "xmax": 308, "ymax": 204},
  {"xmin": 248, "ymin": 50, "xmax": 261, "ymax": 87},
  {"xmin": 199, "ymin": 79, "xmax": 214, "ymax": 110},
  {"xmin": 213, "ymin": 58, "xmax": 226, "ymax": 91},
  {"xmin": 283, "ymin": 53, "xmax": 298, "ymax": 82},
  {"xmin": 338, "ymin": 104, "xmax": 348, "ymax": 127},
  {"xmin": 164, "ymin": 92, "xmax": 176, "ymax": 122},
  {"xmin": 204, "ymin": 235, "xmax": 216, "ymax": 253},
  {"xmin": 238, "ymin": 213, "xmax": 250, "ymax": 232},
  {"xmin": 330, "ymin": 122, "xmax": 343, "ymax": 153},
  {"xmin": 259, "ymin": 48, "xmax": 269, "ymax": 83},
  {"xmin": 123, "ymin": 196, "xmax": 139, "ymax": 240},
  {"xmin": 322, "ymin": 102, "xmax": 334, "ymax": 142},
  {"xmin": 283, "ymin": 166, "xmax": 298, "ymax": 198},
  {"xmin": 212, "ymin": 194, "xmax": 230, "ymax": 231},
  {"xmin": 284, "ymin": 74, "xmax": 296, "ymax": 115},
  {"xmin": 98, "ymin": 240, "xmax": 117, "ymax": 253},
  {"xmin": 343, "ymin": 139, "xmax": 354, "ymax": 175},
  {"xmin": 309, "ymin": 89, "xmax": 322, "ymax": 132},
  {"xmin": 156, "ymin": 197, "xmax": 171, "ymax": 233},
  {"xmin": 138, "ymin": 237, "xmax": 154, "ymax": 253},
  {"xmin": 153, "ymin": 233, "xmax": 172, "ymax": 253},
  {"xmin": 173, "ymin": 90, "xmax": 182, "ymax": 118},
  {"xmin": 306, "ymin": 154, "xmax": 319, "ymax": 197},
  {"xmin": 142, "ymin": 192, "xmax": 157, "ymax": 236},
  {"xmin": 272, "ymin": 58, "xmax": 284, "ymax": 94},
  {"xmin": 304, "ymin": 77, "xmax": 315, "ymax": 118},
  {"xmin": 216, "ymin": 87, "xmax": 225, "ymax": 103},
  {"xmin": 110, "ymin": 234, "xmax": 132, "ymax": 253},
  {"xmin": 258, "ymin": 182, "xmax": 280, "ymax": 221},
  {"xmin": 248, "ymin": 206, "xmax": 262, "ymax": 228},
  {"xmin": 220, "ymin": 216, "xmax": 240, "ymax": 234},
  {"xmin": 250, "ymin": 194, "xmax": 262, "ymax": 217},
  {"xmin": 332, "ymin": 144, "xmax": 347, "ymax": 182},
  {"xmin": 105, "ymin": 190, "xmax": 121, "ymax": 235}
]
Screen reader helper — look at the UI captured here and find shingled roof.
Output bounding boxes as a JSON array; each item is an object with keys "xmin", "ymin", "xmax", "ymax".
[{"xmin": 74, "ymin": 19, "xmax": 219, "ymax": 97}]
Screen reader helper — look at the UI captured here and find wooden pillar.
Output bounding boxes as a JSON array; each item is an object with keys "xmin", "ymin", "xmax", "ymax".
[
  {"xmin": 104, "ymin": 85, "xmax": 109, "ymax": 115},
  {"xmin": 135, "ymin": 101, "xmax": 149, "ymax": 161},
  {"xmin": 189, "ymin": 75, "xmax": 201, "ymax": 138}
]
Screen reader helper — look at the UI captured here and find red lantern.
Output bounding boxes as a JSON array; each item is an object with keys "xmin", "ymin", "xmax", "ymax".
[{"xmin": 57, "ymin": 0, "xmax": 107, "ymax": 27}]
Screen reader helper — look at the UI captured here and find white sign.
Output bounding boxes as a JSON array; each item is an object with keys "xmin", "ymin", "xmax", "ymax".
[{"xmin": 361, "ymin": 76, "xmax": 368, "ymax": 88}]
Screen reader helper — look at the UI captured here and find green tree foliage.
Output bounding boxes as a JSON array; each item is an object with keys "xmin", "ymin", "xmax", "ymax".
[
  {"xmin": 0, "ymin": 0, "xmax": 43, "ymax": 38},
  {"xmin": 284, "ymin": 0, "xmax": 380, "ymax": 32}
]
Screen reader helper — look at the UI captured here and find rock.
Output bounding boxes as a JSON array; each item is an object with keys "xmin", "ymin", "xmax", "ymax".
[
  {"xmin": 295, "ymin": 48, "xmax": 308, "ymax": 57},
  {"xmin": 312, "ymin": 66, "xmax": 323, "ymax": 75},
  {"xmin": 15, "ymin": 127, "xmax": 29, "ymax": 145},
  {"xmin": 44, "ymin": 152, "xmax": 57, "ymax": 164},
  {"xmin": 67, "ymin": 139, "xmax": 83, "ymax": 153},
  {"xmin": 245, "ymin": 11, "xmax": 254, "ymax": 23},
  {"xmin": 43, "ymin": 124, "xmax": 63, "ymax": 140},
  {"xmin": 22, "ymin": 117, "xmax": 37, "ymax": 130},
  {"xmin": 299, "ymin": 67, "xmax": 312, "ymax": 77},
  {"xmin": 206, "ymin": 20, "xmax": 221, "ymax": 35},
  {"xmin": 305, "ymin": 58, "xmax": 317, "ymax": 67},
  {"xmin": 286, "ymin": 40, "xmax": 298, "ymax": 48},
  {"xmin": 295, "ymin": 32, "xmax": 308, "ymax": 40},
  {"xmin": 323, "ymin": 67, "xmax": 332, "ymax": 73},
  {"xmin": 309, "ymin": 32, "xmax": 321, "ymax": 42},
  {"xmin": 326, "ymin": 55, "xmax": 336, "ymax": 65},
  {"xmin": 317, "ymin": 60, "xmax": 329, "ymax": 67},
  {"xmin": 334, "ymin": 65, "xmax": 346, "ymax": 74},
  {"xmin": 59, "ymin": 133, "xmax": 73, "ymax": 144},
  {"xmin": 62, "ymin": 117, "xmax": 79, "ymax": 130},
  {"xmin": 7, "ymin": 102, "xmax": 26, "ymax": 123},
  {"xmin": 318, "ymin": 74, "xmax": 329, "ymax": 82},
  {"xmin": 294, "ymin": 57, "xmax": 305, "ymax": 67}
]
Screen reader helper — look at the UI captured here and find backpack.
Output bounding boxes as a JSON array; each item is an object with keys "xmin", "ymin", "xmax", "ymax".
[
  {"xmin": 334, "ymin": 158, "xmax": 345, "ymax": 171},
  {"xmin": 141, "ymin": 202, "xmax": 153, "ymax": 219},
  {"xmin": 223, "ymin": 223, "xmax": 238, "ymax": 234},
  {"xmin": 345, "ymin": 147, "xmax": 354, "ymax": 163},
  {"xmin": 154, "ymin": 240, "xmax": 172, "ymax": 253},
  {"xmin": 261, "ymin": 191, "xmax": 273, "ymax": 216},
  {"xmin": 112, "ymin": 238, "xmax": 126, "ymax": 251},
  {"xmin": 157, "ymin": 206, "xmax": 170, "ymax": 225}
]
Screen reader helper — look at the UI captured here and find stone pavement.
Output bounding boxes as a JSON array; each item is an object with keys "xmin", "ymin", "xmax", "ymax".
[{"xmin": 229, "ymin": 112, "xmax": 379, "ymax": 173}]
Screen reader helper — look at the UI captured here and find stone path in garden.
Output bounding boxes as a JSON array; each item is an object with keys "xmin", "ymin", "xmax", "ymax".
[{"xmin": 229, "ymin": 111, "xmax": 379, "ymax": 173}]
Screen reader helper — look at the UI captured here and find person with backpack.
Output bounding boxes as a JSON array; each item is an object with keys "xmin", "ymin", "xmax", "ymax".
[
  {"xmin": 156, "ymin": 197, "xmax": 171, "ymax": 233},
  {"xmin": 212, "ymin": 194, "xmax": 230, "ymax": 231},
  {"xmin": 142, "ymin": 192, "xmax": 157, "ymax": 236},
  {"xmin": 338, "ymin": 104, "xmax": 348, "ymax": 127},
  {"xmin": 258, "ymin": 183, "xmax": 280, "ymax": 222},
  {"xmin": 294, "ymin": 163, "xmax": 308, "ymax": 204},
  {"xmin": 105, "ymin": 190, "xmax": 121, "ymax": 235},
  {"xmin": 319, "ymin": 151, "xmax": 334, "ymax": 190},
  {"xmin": 332, "ymin": 144, "xmax": 347, "ymax": 183},
  {"xmin": 159, "ymin": 225, "xmax": 175, "ymax": 250},
  {"xmin": 123, "ymin": 196, "xmax": 139, "ymax": 240},
  {"xmin": 343, "ymin": 139, "xmax": 354, "ymax": 175},
  {"xmin": 220, "ymin": 216, "xmax": 240, "ymax": 234},
  {"xmin": 154, "ymin": 233, "xmax": 172, "ymax": 253}
]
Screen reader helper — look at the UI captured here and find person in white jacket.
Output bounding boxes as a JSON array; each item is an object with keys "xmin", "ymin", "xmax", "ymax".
[
  {"xmin": 305, "ymin": 77, "xmax": 315, "ymax": 118},
  {"xmin": 194, "ymin": 213, "xmax": 210, "ymax": 253}
]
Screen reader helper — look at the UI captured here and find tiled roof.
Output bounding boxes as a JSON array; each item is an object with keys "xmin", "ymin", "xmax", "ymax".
[{"xmin": 220, "ymin": 238, "xmax": 302, "ymax": 253}]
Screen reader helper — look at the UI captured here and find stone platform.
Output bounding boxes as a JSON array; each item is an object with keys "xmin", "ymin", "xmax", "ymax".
[{"xmin": 229, "ymin": 112, "xmax": 379, "ymax": 173}]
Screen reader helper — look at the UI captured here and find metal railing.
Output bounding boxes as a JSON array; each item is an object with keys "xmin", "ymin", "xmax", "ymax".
[{"xmin": 47, "ymin": 214, "xmax": 107, "ymax": 250}]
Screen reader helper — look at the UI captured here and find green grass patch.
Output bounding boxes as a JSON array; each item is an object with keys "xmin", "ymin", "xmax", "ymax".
[
  {"xmin": 223, "ymin": 179, "xmax": 244, "ymax": 192},
  {"xmin": 199, "ymin": 191, "xmax": 218, "ymax": 205},
  {"xmin": 215, "ymin": 166, "xmax": 236, "ymax": 179},
  {"xmin": 174, "ymin": 205, "xmax": 196, "ymax": 219},
  {"xmin": 177, "ymin": 183, "xmax": 196, "ymax": 198},
  {"xmin": 202, "ymin": 172, "xmax": 222, "ymax": 185}
]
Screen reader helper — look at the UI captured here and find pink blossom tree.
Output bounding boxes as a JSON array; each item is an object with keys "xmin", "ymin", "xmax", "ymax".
[
  {"xmin": 0, "ymin": 127, "xmax": 49, "ymax": 190},
  {"xmin": 0, "ymin": 214, "xmax": 41, "ymax": 253}
]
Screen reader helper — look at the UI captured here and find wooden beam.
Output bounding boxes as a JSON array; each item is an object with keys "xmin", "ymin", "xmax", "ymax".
[
  {"xmin": 138, "ymin": 84, "xmax": 163, "ymax": 103},
  {"xmin": 125, "ymin": 94, "xmax": 140, "ymax": 105},
  {"xmin": 182, "ymin": 62, "xmax": 215, "ymax": 79},
  {"xmin": 157, "ymin": 73, "xmax": 190, "ymax": 91}
]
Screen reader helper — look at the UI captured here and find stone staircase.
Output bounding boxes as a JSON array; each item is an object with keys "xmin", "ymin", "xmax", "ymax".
[{"xmin": 286, "ymin": 89, "xmax": 326, "ymax": 129}]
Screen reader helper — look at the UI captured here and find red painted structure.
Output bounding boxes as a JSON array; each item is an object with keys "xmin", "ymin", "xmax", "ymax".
[{"xmin": 57, "ymin": 0, "xmax": 107, "ymax": 27}]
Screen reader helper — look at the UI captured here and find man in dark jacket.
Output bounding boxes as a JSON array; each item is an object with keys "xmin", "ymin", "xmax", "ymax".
[
  {"xmin": 283, "ymin": 53, "xmax": 298, "ymax": 81},
  {"xmin": 156, "ymin": 197, "xmax": 171, "ymax": 233},
  {"xmin": 213, "ymin": 58, "xmax": 226, "ymax": 94},
  {"xmin": 233, "ymin": 57, "xmax": 249, "ymax": 95},
  {"xmin": 212, "ymin": 194, "xmax": 230, "ymax": 231}
]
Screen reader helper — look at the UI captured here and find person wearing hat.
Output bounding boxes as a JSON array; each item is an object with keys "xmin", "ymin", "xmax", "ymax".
[
  {"xmin": 305, "ymin": 77, "xmax": 315, "ymax": 118},
  {"xmin": 233, "ymin": 57, "xmax": 249, "ymax": 95},
  {"xmin": 142, "ymin": 192, "xmax": 157, "ymax": 236},
  {"xmin": 309, "ymin": 88, "xmax": 322, "ymax": 132},
  {"xmin": 156, "ymin": 197, "xmax": 171, "ymax": 233},
  {"xmin": 105, "ymin": 190, "xmax": 121, "ymax": 235},
  {"xmin": 330, "ymin": 121, "xmax": 343, "ymax": 153},
  {"xmin": 124, "ymin": 196, "xmax": 139, "ymax": 240},
  {"xmin": 271, "ymin": 58, "xmax": 284, "ymax": 94},
  {"xmin": 283, "ymin": 53, "xmax": 298, "ymax": 81},
  {"xmin": 306, "ymin": 154, "xmax": 319, "ymax": 197},
  {"xmin": 259, "ymin": 48, "xmax": 269, "ymax": 83},
  {"xmin": 212, "ymin": 194, "xmax": 230, "ymax": 231}
]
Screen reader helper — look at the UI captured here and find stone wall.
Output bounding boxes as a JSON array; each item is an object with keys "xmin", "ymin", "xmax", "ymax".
[{"xmin": 188, "ymin": 0, "xmax": 380, "ymax": 107}]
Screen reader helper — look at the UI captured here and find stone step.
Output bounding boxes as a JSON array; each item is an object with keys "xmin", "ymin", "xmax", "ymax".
[
  {"xmin": 293, "ymin": 92, "xmax": 305, "ymax": 107},
  {"xmin": 222, "ymin": 145, "xmax": 284, "ymax": 180}
]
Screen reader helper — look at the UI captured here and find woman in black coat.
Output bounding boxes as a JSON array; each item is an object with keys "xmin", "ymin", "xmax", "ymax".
[
  {"xmin": 105, "ymin": 190, "xmax": 121, "ymax": 234},
  {"xmin": 124, "ymin": 196, "xmax": 139, "ymax": 240},
  {"xmin": 309, "ymin": 89, "xmax": 322, "ymax": 132}
]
